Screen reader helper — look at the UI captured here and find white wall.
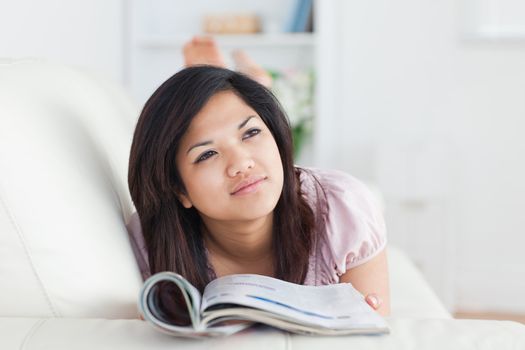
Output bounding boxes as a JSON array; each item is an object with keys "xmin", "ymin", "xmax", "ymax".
[
  {"xmin": 0, "ymin": 0, "xmax": 124, "ymax": 83},
  {"xmin": 320, "ymin": 0, "xmax": 525, "ymax": 313}
]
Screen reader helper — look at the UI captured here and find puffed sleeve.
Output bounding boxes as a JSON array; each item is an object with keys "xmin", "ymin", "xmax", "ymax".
[
  {"xmin": 126, "ymin": 212, "xmax": 151, "ymax": 281},
  {"xmin": 315, "ymin": 168, "xmax": 387, "ymax": 276}
]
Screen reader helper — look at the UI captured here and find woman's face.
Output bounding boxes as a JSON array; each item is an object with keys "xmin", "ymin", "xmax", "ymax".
[{"xmin": 175, "ymin": 90, "xmax": 284, "ymax": 222}]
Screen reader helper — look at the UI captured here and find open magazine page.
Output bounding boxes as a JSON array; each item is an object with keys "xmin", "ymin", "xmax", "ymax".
[
  {"xmin": 201, "ymin": 308, "xmax": 387, "ymax": 335},
  {"xmin": 139, "ymin": 272, "xmax": 252, "ymax": 337},
  {"xmin": 200, "ymin": 274, "xmax": 388, "ymax": 331}
]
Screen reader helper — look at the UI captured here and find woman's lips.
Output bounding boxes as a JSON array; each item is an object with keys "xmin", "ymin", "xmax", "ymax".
[{"xmin": 231, "ymin": 176, "xmax": 267, "ymax": 195}]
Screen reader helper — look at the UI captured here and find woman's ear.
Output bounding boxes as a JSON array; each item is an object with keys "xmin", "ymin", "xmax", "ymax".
[{"xmin": 177, "ymin": 193, "xmax": 193, "ymax": 209}]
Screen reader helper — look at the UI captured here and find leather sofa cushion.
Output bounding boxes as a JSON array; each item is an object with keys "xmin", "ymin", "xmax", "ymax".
[{"xmin": 0, "ymin": 60, "xmax": 142, "ymax": 318}]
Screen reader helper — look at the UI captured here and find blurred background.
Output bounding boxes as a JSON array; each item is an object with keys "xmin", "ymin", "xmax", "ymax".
[{"xmin": 1, "ymin": 0, "xmax": 524, "ymax": 321}]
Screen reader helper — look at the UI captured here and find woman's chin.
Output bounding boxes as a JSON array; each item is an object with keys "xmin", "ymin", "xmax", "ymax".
[
  {"xmin": 229, "ymin": 206, "xmax": 275, "ymax": 222},
  {"xmin": 223, "ymin": 200, "xmax": 278, "ymax": 222}
]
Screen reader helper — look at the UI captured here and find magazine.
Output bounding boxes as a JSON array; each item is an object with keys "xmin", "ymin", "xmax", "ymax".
[{"xmin": 138, "ymin": 272, "xmax": 390, "ymax": 338}]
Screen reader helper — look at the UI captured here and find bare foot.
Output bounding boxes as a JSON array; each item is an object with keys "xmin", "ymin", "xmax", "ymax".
[
  {"xmin": 183, "ymin": 36, "xmax": 273, "ymax": 88},
  {"xmin": 183, "ymin": 36, "xmax": 226, "ymax": 67},
  {"xmin": 232, "ymin": 50, "xmax": 273, "ymax": 88}
]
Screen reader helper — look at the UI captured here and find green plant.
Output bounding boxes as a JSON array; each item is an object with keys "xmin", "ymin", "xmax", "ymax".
[{"xmin": 268, "ymin": 68, "xmax": 315, "ymax": 159}]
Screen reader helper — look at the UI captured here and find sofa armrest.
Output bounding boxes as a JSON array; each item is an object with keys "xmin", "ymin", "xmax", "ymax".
[{"xmin": 388, "ymin": 247, "xmax": 451, "ymax": 318}]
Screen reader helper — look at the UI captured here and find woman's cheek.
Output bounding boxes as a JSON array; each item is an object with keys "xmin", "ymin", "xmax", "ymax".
[{"xmin": 196, "ymin": 165, "xmax": 224, "ymax": 195}]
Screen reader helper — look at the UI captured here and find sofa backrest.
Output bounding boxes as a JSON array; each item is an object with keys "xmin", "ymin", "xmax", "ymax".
[{"xmin": 0, "ymin": 59, "xmax": 143, "ymax": 318}]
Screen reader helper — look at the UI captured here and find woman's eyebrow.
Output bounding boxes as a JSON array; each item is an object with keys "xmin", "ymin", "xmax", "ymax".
[
  {"xmin": 187, "ymin": 140, "xmax": 213, "ymax": 154},
  {"xmin": 186, "ymin": 115, "xmax": 257, "ymax": 155},
  {"xmin": 238, "ymin": 115, "xmax": 256, "ymax": 129}
]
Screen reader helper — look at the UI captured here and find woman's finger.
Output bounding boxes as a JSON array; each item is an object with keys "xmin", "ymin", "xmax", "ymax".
[{"xmin": 365, "ymin": 294, "xmax": 382, "ymax": 310}]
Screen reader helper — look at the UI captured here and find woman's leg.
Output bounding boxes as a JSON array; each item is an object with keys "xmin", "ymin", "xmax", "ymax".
[
  {"xmin": 183, "ymin": 36, "xmax": 272, "ymax": 88},
  {"xmin": 232, "ymin": 49, "xmax": 272, "ymax": 88}
]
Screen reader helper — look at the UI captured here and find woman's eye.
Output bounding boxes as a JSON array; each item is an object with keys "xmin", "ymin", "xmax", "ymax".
[
  {"xmin": 242, "ymin": 128, "xmax": 261, "ymax": 140},
  {"xmin": 195, "ymin": 150, "xmax": 217, "ymax": 163}
]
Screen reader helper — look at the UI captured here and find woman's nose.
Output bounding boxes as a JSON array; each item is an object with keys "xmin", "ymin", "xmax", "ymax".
[{"xmin": 226, "ymin": 149, "xmax": 255, "ymax": 177}]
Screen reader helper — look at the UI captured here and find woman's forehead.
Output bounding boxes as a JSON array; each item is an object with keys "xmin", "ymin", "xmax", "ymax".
[{"xmin": 186, "ymin": 91, "xmax": 261, "ymax": 134}]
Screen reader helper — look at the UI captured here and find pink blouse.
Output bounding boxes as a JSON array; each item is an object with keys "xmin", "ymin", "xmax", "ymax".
[{"xmin": 126, "ymin": 167, "xmax": 387, "ymax": 285}]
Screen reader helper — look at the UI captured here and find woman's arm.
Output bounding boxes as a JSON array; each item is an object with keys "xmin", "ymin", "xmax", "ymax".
[{"xmin": 339, "ymin": 249, "xmax": 390, "ymax": 316}]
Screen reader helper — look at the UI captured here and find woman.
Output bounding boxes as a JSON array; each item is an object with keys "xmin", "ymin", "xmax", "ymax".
[{"xmin": 127, "ymin": 39, "xmax": 390, "ymax": 322}]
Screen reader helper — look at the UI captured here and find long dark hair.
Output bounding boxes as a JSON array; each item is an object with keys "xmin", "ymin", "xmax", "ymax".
[{"xmin": 128, "ymin": 66, "xmax": 315, "ymax": 296}]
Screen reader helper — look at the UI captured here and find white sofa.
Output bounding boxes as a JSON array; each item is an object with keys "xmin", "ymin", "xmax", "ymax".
[{"xmin": 1, "ymin": 60, "xmax": 524, "ymax": 349}]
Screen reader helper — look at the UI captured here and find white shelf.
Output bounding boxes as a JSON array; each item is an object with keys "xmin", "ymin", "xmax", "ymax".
[
  {"xmin": 137, "ymin": 33, "xmax": 316, "ymax": 49},
  {"xmin": 462, "ymin": 29, "xmax": 525, "ymax": 42}
]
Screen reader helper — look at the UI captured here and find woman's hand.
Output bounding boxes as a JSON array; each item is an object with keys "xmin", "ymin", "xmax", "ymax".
[
  {"xmin": 339, "ymin": 250, "xmax": 390, "ymax": 316},
  {"xmin": 365, "ymin": 293, "xmax": 383, "ymax": 311}
]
